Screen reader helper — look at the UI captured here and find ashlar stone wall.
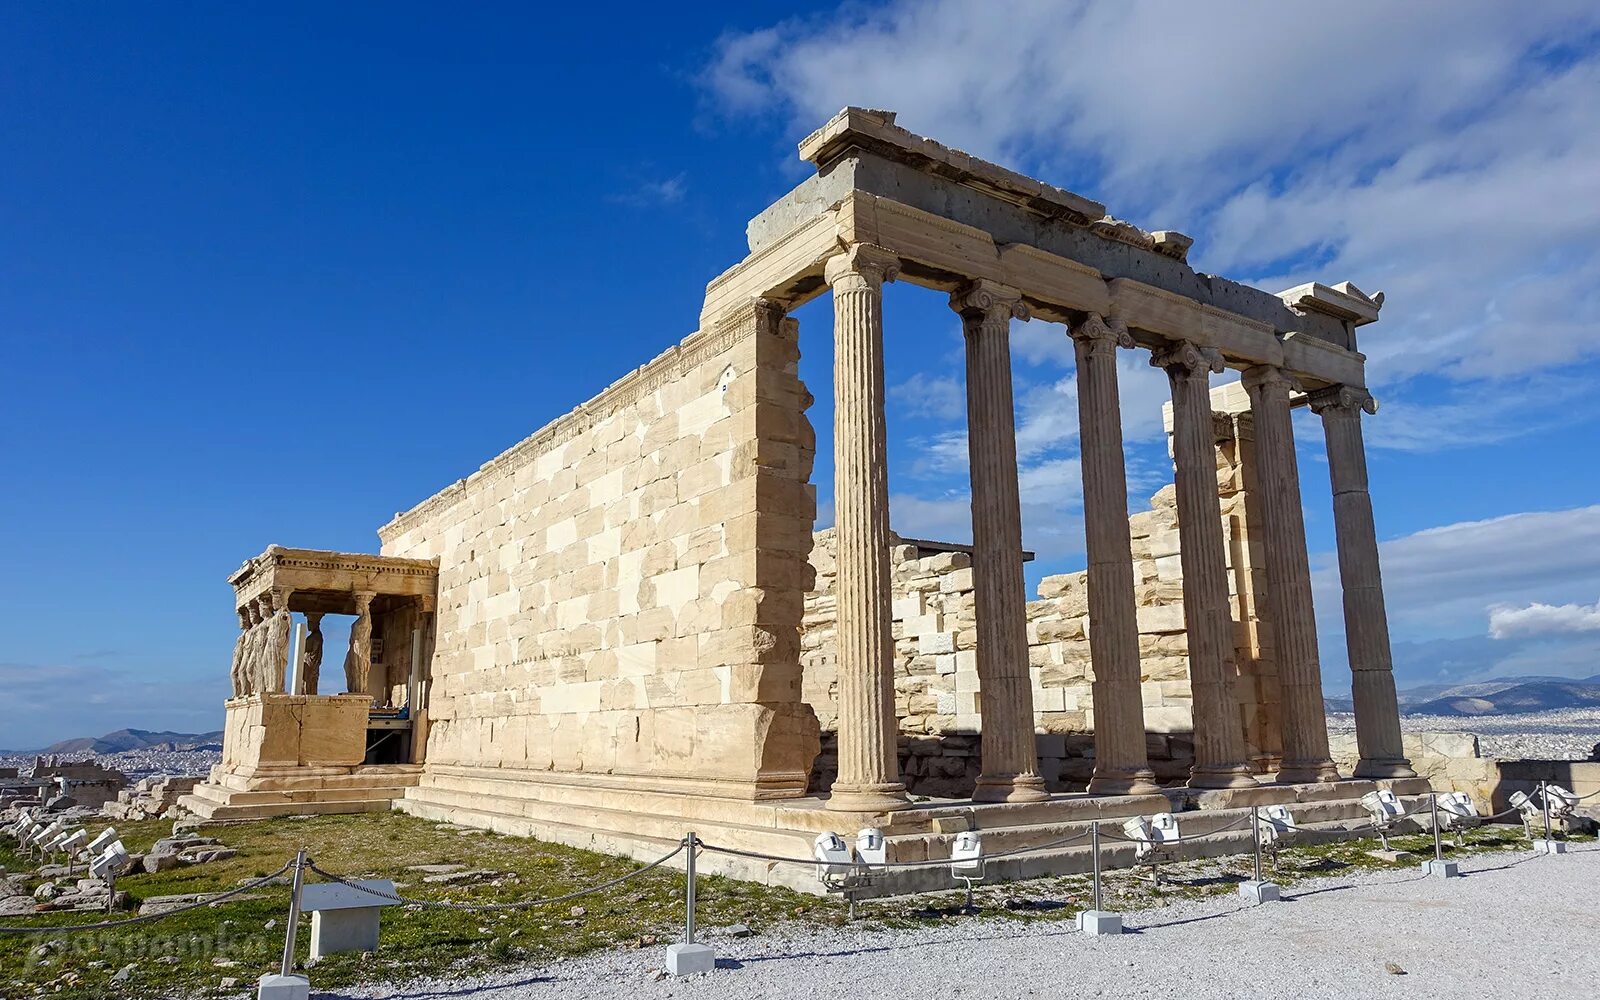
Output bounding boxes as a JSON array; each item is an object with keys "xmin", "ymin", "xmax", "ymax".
[{"xmin": 379, "ymin": 302, "xmax": 822, "ymax": 799}]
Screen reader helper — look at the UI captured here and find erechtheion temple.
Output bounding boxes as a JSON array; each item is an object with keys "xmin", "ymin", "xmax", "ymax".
[{"xmin": 184, "ymin": 108, "xmax": 1431, "ymax": 885}]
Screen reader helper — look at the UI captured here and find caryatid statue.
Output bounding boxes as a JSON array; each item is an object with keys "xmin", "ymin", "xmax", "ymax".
[
  {"xmin": 229, "ymin": 606, "xmax": 252, "ymax": 698},
  {"xmin": 259, "ymin": 591, "xmax": 292, "ymax": 695},
  {"xmin": 300, "ymin": 612, "xmax": 325, "ymax": 696},
  {"xmin": 343, "ymin": 590, "xmax": 375, "ymax": 696},
  {"xmin": 241, "ymin": 600, "xmax": 268, "ymax": 696}
]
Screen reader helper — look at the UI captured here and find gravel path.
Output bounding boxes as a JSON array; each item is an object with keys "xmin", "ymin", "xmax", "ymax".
[{"xmin": 329, "ymin": 847, "xmax": 1599, "ymax": 999}]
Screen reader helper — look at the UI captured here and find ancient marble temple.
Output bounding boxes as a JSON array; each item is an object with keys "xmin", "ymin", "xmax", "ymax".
[{"xmin": 184, "ymin": 109, "xmax": 1425, "ymax": 886}]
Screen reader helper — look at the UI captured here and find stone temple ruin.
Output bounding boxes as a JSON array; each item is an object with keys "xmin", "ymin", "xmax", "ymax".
[{"xmin": 183, "ymin": 108, "xmax": 1433, "ymax": 886}]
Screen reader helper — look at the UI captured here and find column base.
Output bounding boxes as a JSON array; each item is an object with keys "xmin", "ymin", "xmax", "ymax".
[
  {"xmin": 972, "ymin": 772, "xmax": 1051, "ymax": 803},
  {"xmin": 1187, "ymin": 764, "xmax": 1259, "ymax": 790},
  {"xmin": 1353, "ymin": 757, "xmax": 1417, "ymax": 779},
  {"xmin": 1087, "ymin": 767, "xmax": 1161, "ymax": 796},
  {"xmin": 1275, "ymin": 759, "xmax": 1342, "ymax": 784},
  {"xmin": 825, "ymin": 782, "xmax": 912, "ymax": 813}
]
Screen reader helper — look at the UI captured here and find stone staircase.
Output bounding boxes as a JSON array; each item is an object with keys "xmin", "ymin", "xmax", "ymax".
[{"xmin": 178, "ymin": 764, "xmax": 422, "ymax": 821}]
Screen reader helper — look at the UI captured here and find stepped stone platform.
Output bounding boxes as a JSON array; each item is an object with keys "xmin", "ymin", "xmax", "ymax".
[
  {"xmin": 179, "ymin": 764, "xmax": 422, "ymax": 821},
  {"xmin": 396, "ymin": 770, "xmax": 1432, "ymax": 894}
]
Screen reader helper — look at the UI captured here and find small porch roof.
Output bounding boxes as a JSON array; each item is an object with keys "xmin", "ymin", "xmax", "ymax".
[{"xmin": 229, "ymin": 546, "xmax": 438, "ymax": 615}]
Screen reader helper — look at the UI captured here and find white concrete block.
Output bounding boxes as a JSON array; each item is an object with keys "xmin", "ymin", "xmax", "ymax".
[
  {"xmin": 666, "ymin": 942, "xmax": 716, "ymax": 975},
  {"xmin": 257, "ymin": 974, "xmax": 310, "ymax": 1000},
  {"xmin": 1421, "ymin": 859, "xmax": 1459, "ymax": 878},
  {"xmin": 1239, "ymin": 880, "xmax": 1280, "ymax": 903},
  {"xmin": 1075, "ymin": 910, "xmax": 1122, "ymax": 936},
  {"xmin": 1533, "ymin": 838, "xmax": 1569, "ymax": 855}
]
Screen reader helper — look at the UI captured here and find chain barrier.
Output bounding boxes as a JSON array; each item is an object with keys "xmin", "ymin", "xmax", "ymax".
[
  {"xmin": 696, "ymin": 826, "xmax": 1097, "ymax": 872},
  {"xmin": 0, "ymin": 860, "xmax": 295, "ymax": 935},
  {"xmin": 305, "ymin": 842, "xmax": 685, "ymax": 911}
]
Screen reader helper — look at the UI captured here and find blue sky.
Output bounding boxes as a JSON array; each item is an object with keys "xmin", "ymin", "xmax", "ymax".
[{"xmin": 4, "ymin": 2, "xmax": 1599, "ymax": 749}]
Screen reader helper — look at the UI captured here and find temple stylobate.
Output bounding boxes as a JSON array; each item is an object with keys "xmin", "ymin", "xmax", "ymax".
[{"xmin": 187, "ymin": 107, "xmax": 1423, "ymax": 890}]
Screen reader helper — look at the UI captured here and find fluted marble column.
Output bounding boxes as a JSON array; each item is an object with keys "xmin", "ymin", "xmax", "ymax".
[
  {"xmin": 1152, "ymin": 340, "xmax": 1257, "ymax": 789},
  {"xmin": 1243, "ymin": 365, "xmax": 1339, "ymax": 783},
  {"xmin": 952, "ymin": 280, "xmax": 1049, "ymax": 803},
  {"xmin": 824, "ymin": 244, "xmax": 911, "ymax": 812},
  {"xmin": 1308, "ymin": 385, "xmax": 1415, "ymax": 778},
  {"xmin": 1072, "ymin": 313, "xmax": 1159, "ymax": 795}
]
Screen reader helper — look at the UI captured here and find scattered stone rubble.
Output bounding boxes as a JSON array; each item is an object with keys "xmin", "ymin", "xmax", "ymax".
[
  {"xmin": 140, "ymin": 833, "xmax": 237, "ymax": 873},
  {"xmin": 103, "ymin": 775, "xmax": 202, "ymax": 821}
]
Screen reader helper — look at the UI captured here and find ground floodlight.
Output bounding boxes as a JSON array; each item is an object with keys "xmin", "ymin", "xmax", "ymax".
[
  {"xmin": 1122, "ymin": 816, "xmax": 1154, "ymax": 858},
  {"xmin": 90, "ymin": 839, "xmax": 128, "ymax": 881},
  {"xmin": 855, "ymin": 828, "xmax": 887, "ymax": 868},
  {"xmin": 30, "ymin": 820, "xmax": 66, "ymax": 854},
  {"xmin": 949, "ymin": 831, "xmax": 985, "ymax": 909},
  {"xmin": 1434, "ymin": 791, "xmax": 1479, "ymax": 847},
  {"xmin": 949, "ymin": 831, "xmax": 984, "ymax": 876},
  {"xmin": 44, "ymin": 826, "xmax": 80, "ymax": 853},
  {"xmin": 1360, "ymin": 789, "xmax": 1407, "ymax": 850},
  {"xmin": 813, "ymin": 832, "xmax": 855, "ymax": 889},
  {"xmin": 86, "ymin": 827, "xmax": 118, "ymax": 857},
  {"xmin": 1258, "ymin": 805, "xmax": 1294, "ymax": 862},
  {"xmin": 1543, "ymin": 784, "xmax": 1580, "ymax": 819},
  {"xmin": 1125, "ymin": 813, "xmax": 1180, "ymax": 885}
]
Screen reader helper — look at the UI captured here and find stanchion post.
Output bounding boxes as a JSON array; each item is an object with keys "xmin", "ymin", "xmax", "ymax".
[
  {"xmin": 1075, "ymin": 822, "xmax": 1122, "ymax": 935},
  {"xmin": 1241, "ymin": 806, "xmax": 1280, "ymax": 903},
  {"xmin": 666, "ymin": 832, "xmax": 715, "ymax": 975},
  {"xmin": 1541, "ymin": 781, "xmax": 1552, "ymax": 842},
  {"xmin": 1533, "ymin": 780, "xmax": 1568, "ymax": 855},
  {"xmin": 258, "ymin": 850, "xmax": 311, "ymax": 1000},
  {"xmin": 1423, "ymin": 793, "xmax": 1458, "ymax": 877}
]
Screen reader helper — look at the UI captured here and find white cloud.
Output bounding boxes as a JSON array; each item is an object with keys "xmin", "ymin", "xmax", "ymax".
[
  {"xmin": 1313, "ymin": 505, "xmax": 1600, "ymax": 642},
  {"xmin": 889, "ymin": 372, "xmax": 965, "ymax": 420},
  {"xmin": 609, "ymin": 173, "xmax": 688, "ymax": 207},
  {"xmin": 1488, "ymin": 599, "xmax": 1600, "ymax": 640}
]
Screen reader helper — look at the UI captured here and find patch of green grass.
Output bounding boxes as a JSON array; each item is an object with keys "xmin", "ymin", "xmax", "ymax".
[{"xmin": 1, "ymin": 813, "xmax": 1586, "ymax": 999}]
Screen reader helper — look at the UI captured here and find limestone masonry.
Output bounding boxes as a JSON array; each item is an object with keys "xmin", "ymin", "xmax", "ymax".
[{"xmin": 183, "ymin": 108, "xmax": 1437, "ymax": 887}]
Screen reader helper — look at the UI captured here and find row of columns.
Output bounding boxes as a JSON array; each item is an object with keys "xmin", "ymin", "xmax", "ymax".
[
  {"xmin": 228, "ymin": 589, "xmax": 375, "ymax": 700},
  {"xmin": 823, "ymin": 244, "xmax": 1412, "ymax": 812}
]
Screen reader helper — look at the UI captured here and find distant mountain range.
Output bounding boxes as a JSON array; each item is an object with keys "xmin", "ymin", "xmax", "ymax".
[
  {"xmin": 1330, "ymin": 674, "xmax": 1600, "ymax": 717},
  {"xmin": 3, "ymin": 728, "xmax": 224, "ymax": 756}
]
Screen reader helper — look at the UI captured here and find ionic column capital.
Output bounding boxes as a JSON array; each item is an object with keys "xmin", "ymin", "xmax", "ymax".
[
  {"xmin": 1069, "ymin": 311, "xmax": 1134, "ymax": 355},
  {"xmin": 824, "ymin": 243, "xmax": 901, "ymax": 292},
  {"xmin": 949, "ymin": 279, "xmax": 1029, "ymax": 324},
  {"xmin": 1241, "ymin": 363, "xmax": 1301, "ymax": 395},
  {"xmin": 1308, "ymin": 383, "xmax": 1379, "ymax": 416},
  {"xmin": 1150, "ymin": 338, "xmax": 1224, "ymax": 377}
]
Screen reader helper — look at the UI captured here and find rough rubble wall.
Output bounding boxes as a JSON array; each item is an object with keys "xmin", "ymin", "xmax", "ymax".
[
  {"xmin": 380, "ymin": 303, "xmax": 821, "ymax": 798},
  {"xmin": 802, "ymin": 404, "xmax": 1281, "ymax": 797}
]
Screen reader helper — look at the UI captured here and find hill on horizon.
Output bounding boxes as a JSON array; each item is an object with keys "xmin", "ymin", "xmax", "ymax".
[
  {"xmin": 9, "ymin": 728, "xmax": 225, "ymax": 756},
  {"xmin": 1404, "ymin": 676, "xmax": 1600, "ymax": 717}
]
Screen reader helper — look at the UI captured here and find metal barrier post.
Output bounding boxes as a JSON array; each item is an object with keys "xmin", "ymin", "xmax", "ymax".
[
  {"xmin": 280, "ymin": 849, "xmax": 307, "ymax": 978},
  {"xmin": 1075, "ymin": 822, "xmax": 1121, "ymax": 935},
  {"xmin": 1240, "ymin": 807, "xmax": 1280, "ymax": 903},
  {"xmin": 685, "ymin": 831, "xmax": 697, "ymax": 945},
  {"xmin": 1533, "ymin": 780, "xmax": 1568, "ymax": 855},
  {"xmin": 1252, "ymin": 807, "xmax": 1264, "ymax": 884},
  {"xmin": 1422, "ymin": 793, "xmax": 1458, "ymax": 877},
  {"xmin": 258, "ymin": 849, "xmax": 311, "ymax": 1000},
  {"xmin": 665, "ymin": 832, "xmax": 714, "ymax": 975}
]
